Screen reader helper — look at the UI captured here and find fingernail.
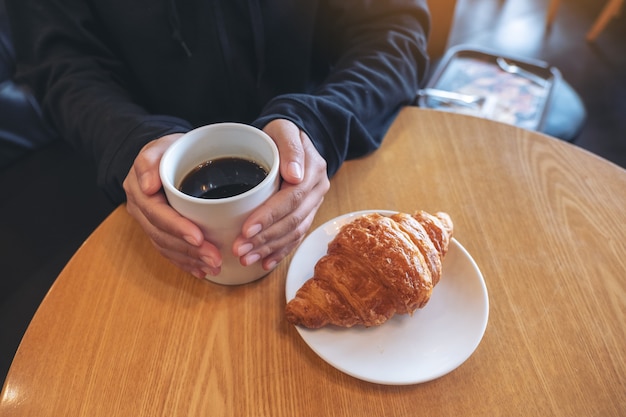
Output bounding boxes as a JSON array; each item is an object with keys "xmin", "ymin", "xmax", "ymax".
[
  {"xmin": 288, "ymin": 161, "xmax": 302, "ymax": 180},
  {"xmin": 202, "ymin": 267, "xmax": 219, "ymax": 277},
  {"xmin": 265, "ymin": 259, "xmax": 278, "ymax": 271},
  {"xmin": 184, "ymin": 235, "xmax": 201, "ymax": 246},
  {"xmin": 237, "ymin": 243, "xmax": 254, "ymax": 257},
  {"xmin": 244, "ymin": 253, "xmax": 261, "ymax": 266},
  {"xmin": 191, "ymin": 270, "xmax": 205, "ymax": 279},
  {"xmin": 245, "ymin": 224, "xmax": 262, "ymax": 239},
  {"xmin": 201, "ymin": 256, "xmax": 218, "ymax": 268}
]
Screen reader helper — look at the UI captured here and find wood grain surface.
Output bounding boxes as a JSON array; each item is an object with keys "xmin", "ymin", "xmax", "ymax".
[{"xmin": 2, "ymin": 108, "xmax": 625, "ymax": 416}]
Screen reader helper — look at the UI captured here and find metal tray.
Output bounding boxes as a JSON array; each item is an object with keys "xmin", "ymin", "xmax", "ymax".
[{"xmin": 418, "ymin": 46, "xmax": 561, "ymax": 131}]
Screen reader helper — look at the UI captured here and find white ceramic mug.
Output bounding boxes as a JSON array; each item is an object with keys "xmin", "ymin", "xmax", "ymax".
[{"xmin": 160, "ymin": 123, "xmax": 280, "ymax": 285}]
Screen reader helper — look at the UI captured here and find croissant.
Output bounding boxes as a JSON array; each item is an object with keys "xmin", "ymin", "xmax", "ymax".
[{"xmin": 285, "ymin": 211, "xmax": 453, "ymax": 328}]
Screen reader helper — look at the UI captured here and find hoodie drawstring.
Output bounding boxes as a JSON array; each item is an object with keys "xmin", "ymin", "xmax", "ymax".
[
  {"xmin": 247, "ymin": 0, "xmax": 266, "ymax": 88},
  {"xmin": 168, "ymin": 0, "xmax": 265, "ymax": 88},
  {"xmin": 169, "ymin": 0, "xmax": 192, "ymax": 57}
]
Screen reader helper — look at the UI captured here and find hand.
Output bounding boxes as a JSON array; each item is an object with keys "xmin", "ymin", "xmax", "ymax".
[
  {"xmin": 123, "ymin": 134, "xmax": 223, "ymax": 279},
  {"xmin": 232, "ymin": 119, "xmax": 330, "ymax": 270}
]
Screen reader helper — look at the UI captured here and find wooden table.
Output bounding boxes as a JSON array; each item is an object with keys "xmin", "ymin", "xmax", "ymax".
[{"xmin": 2, "ymin": 108, "xmax": 625, "ymax": 416}]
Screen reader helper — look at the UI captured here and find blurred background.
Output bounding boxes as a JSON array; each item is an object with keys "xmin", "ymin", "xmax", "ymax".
[{"xmin": 443, "ymin": 0, "xmax": 625, "ymax": 169}]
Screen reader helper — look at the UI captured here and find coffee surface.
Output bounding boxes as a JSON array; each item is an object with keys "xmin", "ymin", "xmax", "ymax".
[{"xmin": 179, "ymin": 157, "xmax": 268, "ymax": 199}]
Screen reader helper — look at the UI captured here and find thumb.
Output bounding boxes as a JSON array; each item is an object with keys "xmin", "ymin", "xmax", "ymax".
[
  {"xmin": 136, "ymin": 133, "xmax": 184, "ymax": 194},
  {"xmin": 263, "ymin": 119, "xmax": 304, "ymax": 184}
]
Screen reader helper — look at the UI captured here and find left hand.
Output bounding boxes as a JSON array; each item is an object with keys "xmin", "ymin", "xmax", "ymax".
[{"xmin": 232, "ymin": 119, "xmax": 330, "ymax": 270}]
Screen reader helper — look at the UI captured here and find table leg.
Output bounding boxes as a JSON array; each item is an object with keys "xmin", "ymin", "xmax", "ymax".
[
  {"xmin": 586, "ymin": 0, "xmax": 624, "ymax": 41},
  {"xmin": 546, "ymin": 0, "xmax": 562, "ymax": 28}
]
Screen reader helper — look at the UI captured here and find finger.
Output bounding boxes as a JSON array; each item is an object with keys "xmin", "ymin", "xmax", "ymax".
[
  {"xmin": 235, "ymin": 174, "xmax": 327, "ymax": 268},
  {"xmin": 235, "ymin": 180, "xmax": 305, "ymax": 250},
  {"xmin": 125, "ymin": 164, "xmax": 204, "ymax": 246},
  {"xmin": 263, "ymin": 119, "xmax": 304, "ymax": 184},
  {"xmin": 234, "ymin": 133, "xmax": 328, "ymax": 247},
  {"xmin": 258, "ymin": 201, "xmax": 322, "ymax": 271},
  {"xmin": 134, "ymin": 134, "xmax": 184, "ymax": 194},
  {"xmin": 239, "ymin": 125, "xmax": 320, "ymax": 240},
  {"xmin": 159, "ymin": 244, "xmax": 221, "ymax": 278},
  {"xmin": 128, "ymin": 194, "xmax": 222, "ymax": 272},
  {"xmin": 124, "ymin": 161, "xmax": 222, "ymax": 270},
  {"xmin": 232, "ymin": 128, "xmax": 328, "ymax": 270},
  {"xmin": 238, "ymin": 181, "xmax": 324, "ymax": 265}
]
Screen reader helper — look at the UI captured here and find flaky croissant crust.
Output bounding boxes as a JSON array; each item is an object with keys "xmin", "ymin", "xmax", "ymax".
[{"xmin": 285, "ymin": 211, "xmax": 453, "ymax": 328}]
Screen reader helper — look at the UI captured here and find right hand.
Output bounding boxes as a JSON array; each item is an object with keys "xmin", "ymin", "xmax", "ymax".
[{"xmin": 123, "ymin": 134, "xmax": 223, "ymax": 279}]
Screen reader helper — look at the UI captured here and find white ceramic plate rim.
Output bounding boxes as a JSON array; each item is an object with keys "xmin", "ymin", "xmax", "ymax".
[{"xmin": 285, "ymin": 210, "xmax": 489, "ymax": 385}]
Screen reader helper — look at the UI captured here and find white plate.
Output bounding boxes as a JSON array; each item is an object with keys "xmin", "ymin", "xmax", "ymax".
[{"xmin": 285, "ymin": 210, "xmax": 489, "ymax": 385}]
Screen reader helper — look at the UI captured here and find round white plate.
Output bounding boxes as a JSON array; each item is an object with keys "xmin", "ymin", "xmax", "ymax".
[{"xmin": 285, "ymin": 210, "xmax": 489, "ymax": 385}]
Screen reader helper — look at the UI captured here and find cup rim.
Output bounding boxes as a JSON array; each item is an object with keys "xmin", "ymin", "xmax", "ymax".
[{"xmin": 160, "ymin": 123, "xmax": 280, "ymax": 205}]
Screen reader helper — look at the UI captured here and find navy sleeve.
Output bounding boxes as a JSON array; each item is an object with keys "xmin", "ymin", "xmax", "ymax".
[
  {"xmin": 6, "ymin": 0, "xmax": 193, "ymax": 202},
  {"xmin": 7, "ymin": 0, "xmax": 429, "ymax": 201},
  {"xmin": 254, "ymin": 0, "xmax": 430, "ymax": 177}
]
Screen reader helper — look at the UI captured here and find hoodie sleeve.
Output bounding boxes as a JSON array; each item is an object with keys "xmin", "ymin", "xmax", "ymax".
[
  {"xmin": 5, "ymin": 0, "xmax": 193, "ymax": 203},
  {"xmin": 253, "ymin": 0, "xmax": 430, "ymax": 177},
  {"xmin": 6, "ymin": 0, "xmax": 429, "ymax": 202}
]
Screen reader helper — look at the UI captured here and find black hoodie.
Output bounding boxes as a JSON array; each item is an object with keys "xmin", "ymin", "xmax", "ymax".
[{"xmin": 6, "ymin": 0, "xmax": 430, "ymax": 202}]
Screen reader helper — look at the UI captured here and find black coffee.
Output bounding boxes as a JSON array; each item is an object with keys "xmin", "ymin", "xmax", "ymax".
[{"xmin": 179, "ymin": 157, "xmax": 268, "ymax": 199}]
